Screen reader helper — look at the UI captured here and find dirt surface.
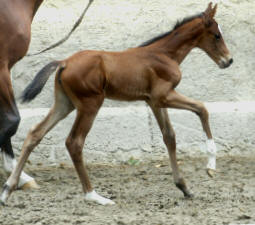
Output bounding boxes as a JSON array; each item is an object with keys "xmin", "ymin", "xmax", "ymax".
[{"xmin": 0, "ymin": 156, "xmax": 254, "ymax": 225}]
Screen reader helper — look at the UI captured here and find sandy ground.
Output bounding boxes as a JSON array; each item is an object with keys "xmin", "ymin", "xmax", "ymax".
[{"xmin": 0, "ymin": 155, "xmax": 254, "ymax": 225}]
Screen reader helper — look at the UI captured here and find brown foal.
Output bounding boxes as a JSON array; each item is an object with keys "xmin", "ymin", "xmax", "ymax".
[{"xmin": 1, "ymin": 3, "xmax": 233, "ymax": 205}]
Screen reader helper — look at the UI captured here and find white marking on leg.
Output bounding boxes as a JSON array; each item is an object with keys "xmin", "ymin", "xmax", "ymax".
[
  {"xmin": 2, "ymin": 151, "xmax": 34, "ymax": 187},
  {"xmin": 18, "ymin": 171, "xmax": 35, "ymax": 187},
  {"xmin": 85, "ymin": 190, "xmax": 115, "ymax": 205},
  {"xmin": 2, "ymin": 151, "xmax": 17, "ymax": 173},
  {"xmin": 206, "ymin": 139, "xmax": 217, "ymax": 170}
]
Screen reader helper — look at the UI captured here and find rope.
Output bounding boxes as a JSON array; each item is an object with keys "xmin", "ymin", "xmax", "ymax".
[{"xmin": 26, "ymin": 0, "xmax": 94, "ymax": 57}]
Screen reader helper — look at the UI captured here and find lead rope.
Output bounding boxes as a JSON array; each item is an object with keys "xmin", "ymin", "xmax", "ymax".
[{"xmin": 26, "ymin": 0, "xmax": 94, "ymax": 57}]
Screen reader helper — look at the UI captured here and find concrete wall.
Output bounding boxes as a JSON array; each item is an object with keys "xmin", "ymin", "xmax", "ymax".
[{"xmin": 8, "ymin": 0, "xmax": 255, "ymax": 164}]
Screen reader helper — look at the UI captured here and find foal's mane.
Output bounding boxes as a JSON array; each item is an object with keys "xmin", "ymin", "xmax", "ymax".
[{"xmin": 139, "ymin": 13, "xmax": 203, "ymax": 47}]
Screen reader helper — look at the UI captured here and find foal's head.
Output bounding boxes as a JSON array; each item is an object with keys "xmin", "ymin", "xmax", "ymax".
[{"xmin": 197, "ymin": 3, "xmax": 233, "ymax": 68}]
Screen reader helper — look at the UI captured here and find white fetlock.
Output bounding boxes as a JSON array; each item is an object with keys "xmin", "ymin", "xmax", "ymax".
[
  {"xmin": 206, "ymin": 139, "xmax": 217, "ymax": 171},
  {"xmin": 85, "ymin": 190, "xmax": 115, "ymax": 205},
  {"xmin": 207, "ymin": 155, "xmax": 216, "ymax": 171},
  {"xmin": 19, "ymin": 173, "xmax": 39, "ymax": 190},
  {"xmin": 2, "ymin": 151, "xmax": 37, "ymax": 189}
]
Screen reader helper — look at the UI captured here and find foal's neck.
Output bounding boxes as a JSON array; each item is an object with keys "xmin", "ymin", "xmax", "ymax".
[{"xmin": 155, "ymin": 19, "xmax": 204, "ymax": 65}]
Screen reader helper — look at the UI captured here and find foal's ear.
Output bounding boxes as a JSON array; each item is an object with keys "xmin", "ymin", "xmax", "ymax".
[
  {"xmin": 210, "ymin": 4, "xmax": 217, "ymax": 18},
  {"xmin": 204, "ymin": 2, "xmax": 217, "ymax": 18},
  {"xmin": 203, "ymin": 2, "xmax": 217, "ymax": 26},
  {"xmin": 205, "ymin": 2, "xmax": 213, "ymax": 15}
]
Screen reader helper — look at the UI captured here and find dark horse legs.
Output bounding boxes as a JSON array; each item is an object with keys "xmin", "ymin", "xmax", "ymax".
[
  {"xmin": 0, "ymin": 105, "xmax": 20, "ymax": 149},
  {"xmin": 0, "ymin": 67, "xmax": 20, "ymax": 160},
  {"xmin": 0, "ymin": 68, "xmax": 35, "ymax": 188}
]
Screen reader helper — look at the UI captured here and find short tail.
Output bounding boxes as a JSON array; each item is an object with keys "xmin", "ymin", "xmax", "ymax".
[{"xmin": 21, "ymin": 61, "xmax": 61, "ymax": 103}]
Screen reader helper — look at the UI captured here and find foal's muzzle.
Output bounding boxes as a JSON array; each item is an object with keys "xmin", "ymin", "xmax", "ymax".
[{"xmin": 219, "ymin": 57, "xmax": 233, "ymax": 69}]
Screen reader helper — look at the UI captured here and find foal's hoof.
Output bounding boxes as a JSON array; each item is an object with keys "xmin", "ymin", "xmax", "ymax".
[
  {"xmin": 21, "ymin": 180, "xmax": 39, "ymax": 190},
  {"xmin": 85, "ymin": 190, "xmax": 115, "ymax": 205},
  {"xmin": 206, "ymin": 168, "xmax": 216, "ymax": 178},
  {"xmin": 0, "ymin": 184, "xmax": 10, "ymax": 206},
  {"xmin": 184, "ymin": 192, "xmax": 194, "ymax": 199},
  {"xmin": 0, "ymin": 198, "xmax": 6, "ymax": 206},
  {"xmin": 0, "ymin": 201, "xmax": 5, "ymax": 206},
  {"xmin": 0, "ymin": 194, "xmax": 7, "ymax": 206}
]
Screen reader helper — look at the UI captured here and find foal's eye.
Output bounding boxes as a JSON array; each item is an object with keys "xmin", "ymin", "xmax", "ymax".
[{"xmin": 215, "ymin": 34, "xmax": 221, "ymax": 40}]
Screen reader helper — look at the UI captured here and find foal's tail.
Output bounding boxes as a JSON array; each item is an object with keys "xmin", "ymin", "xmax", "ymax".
[{"xmin": 21, "ymin": 61, "xmax": 62, "ymax": 103}]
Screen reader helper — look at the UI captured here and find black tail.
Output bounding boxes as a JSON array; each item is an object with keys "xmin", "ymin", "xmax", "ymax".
[{"xmin": 21, "ymin": 61, "xmax": 60, "ymax": 103}]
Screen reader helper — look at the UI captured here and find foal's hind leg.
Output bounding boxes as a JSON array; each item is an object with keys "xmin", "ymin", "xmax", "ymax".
[
  {"xmin": 159, "ymin": 90, "xmax": 217, "ymax": 176},
  {"xmin": 149, "ymin": 104, "xmax": 193, "ymax": 198},
  {"xmin": 0, "ymin": 88, "xmax": 74, "ymax": 204},
  {"xmin": 65, "ymin": 96, "xmax": 115, "ymax": 205}
]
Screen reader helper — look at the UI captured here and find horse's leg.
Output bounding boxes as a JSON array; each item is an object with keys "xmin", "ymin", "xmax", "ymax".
[
  {"xmin": 148, "ymin": 104, "xmax": 193, "ymax": 197},
  {"xmin": 160, "ymin": 90, "xmax": 217, "ymax": 176},
  {"xmin": 0, "ymin": 67, "xmax": 36, "ymax": 188},
  {"xmin": 1, "ymin": 139, "xmax": 37, "ymax": 189},
  {"xmin": 65, "ymin": 96, "xmax": 115, "ymax": 205},
  {"xmin": 0, "ymin": 67, "xmax": 20, "ymax": 146},
  {"xmin": 0, "ymin": 87, "xmax": 74, "ymax": 204}
]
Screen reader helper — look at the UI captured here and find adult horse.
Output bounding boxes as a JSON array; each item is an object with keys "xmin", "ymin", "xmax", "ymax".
[
  {"xmin": 0, "ymin": 0, "xmax": 44, "ymax": 189},
  {"xmin": 1, "ymin": 3, "xmax": 233, "ymax": 205},
  {"xmin": 0, "ymin": 0, "xmax": 93, "ymax": 189}
]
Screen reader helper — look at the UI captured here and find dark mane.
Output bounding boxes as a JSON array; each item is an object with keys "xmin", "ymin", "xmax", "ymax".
[{"xmin": 139, "ymin": 13, "xmax": 203, "ymax": 47}]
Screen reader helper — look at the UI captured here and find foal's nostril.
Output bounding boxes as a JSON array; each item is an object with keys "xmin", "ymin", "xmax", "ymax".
[{"xmin": 229, "ymin": 58, "xmax": 233, "ymax": 65}]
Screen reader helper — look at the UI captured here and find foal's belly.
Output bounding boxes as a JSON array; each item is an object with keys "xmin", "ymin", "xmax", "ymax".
[
  {"xmin": 105, "ymin": 85, "xmax": 150, "ymax": 101},
  {"xmin": 104, "ymin": 76, "xmax": 151, "ymax": 102}
]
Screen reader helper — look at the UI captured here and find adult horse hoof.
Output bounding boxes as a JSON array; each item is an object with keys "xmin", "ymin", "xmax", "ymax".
[
  {"xmin": 21, "ymin": 180, "xmax": 39, "ymax": 190},
  {"xmin": 206, "ymin": 168, "xmax": 216, "ymax": 178}
]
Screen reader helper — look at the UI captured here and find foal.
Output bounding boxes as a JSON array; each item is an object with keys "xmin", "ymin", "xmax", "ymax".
[{"xmin": 1, "ymin": 3, "xmax": 233, "ymax": 205}]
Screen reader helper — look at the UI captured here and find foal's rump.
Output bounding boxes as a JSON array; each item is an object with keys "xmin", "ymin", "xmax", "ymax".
[
  {"xmin": 21, "ymin": 51, "xmax": 107, "ymax": 104},
  {"xmin": 59, "ymin": 51, "xmax": 107, "ymax": 98}
]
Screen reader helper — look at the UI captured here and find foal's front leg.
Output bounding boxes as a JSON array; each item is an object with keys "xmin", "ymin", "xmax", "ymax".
[
  {"xmin": 149, "ymin": 104, "xmax": 193, "ymax": 197},
  {"xmin": 161, "ymin": 90, "xmax": 217, "ymax": 177}
]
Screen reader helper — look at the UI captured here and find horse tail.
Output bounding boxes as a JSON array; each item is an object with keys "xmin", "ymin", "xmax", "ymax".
[{"xmin": 21, "ymin": 61, "xmax": 62, "ymax": 103}]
